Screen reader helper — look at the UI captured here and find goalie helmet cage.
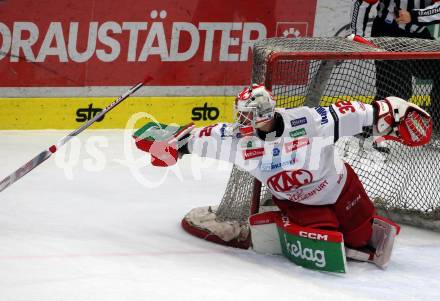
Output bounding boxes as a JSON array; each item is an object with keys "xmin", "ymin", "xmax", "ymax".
[{"xmin": 181, "ymin": 37, "xmax": 440, "ymax": 249}]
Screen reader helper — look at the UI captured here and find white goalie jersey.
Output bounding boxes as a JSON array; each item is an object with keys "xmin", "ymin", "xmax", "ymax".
[{"xmin": 187, "ymin": 101, "xmax": 374, "ymax": 206}]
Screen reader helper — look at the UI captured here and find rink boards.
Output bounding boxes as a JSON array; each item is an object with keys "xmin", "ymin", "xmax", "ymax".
[
  {"xmin": 0, "ymin": 96, "xmax": 235, "ymax": 130},
  {"xmin": 0, "ymin": 95, "xmax": 431, "ymax": 129}
]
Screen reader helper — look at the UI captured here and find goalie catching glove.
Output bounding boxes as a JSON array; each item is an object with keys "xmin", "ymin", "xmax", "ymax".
[
  {"xmin": 373, "ymin": 96, "xmax": 433, "ymax": 147},
  {"xmin": 133, "ymin": 122, "xmax": 194, "ymax": 167}
]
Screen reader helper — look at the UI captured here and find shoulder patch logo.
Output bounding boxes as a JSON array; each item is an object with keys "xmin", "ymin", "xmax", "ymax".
[
  {"xmin": 290, "ymin": 117, "xmax": 307, "ymax": 127},
  {"xmin": 289, "ymin": 128, "xmax": 306, "ymax": 138},
  {"xmin": 243, "ymin": 148, "xmax": 265, "ymax": 160},
  {"xmin": 314, "ymin": 107, "xmax": 329, "ymax": 125},
  {"xmin": 240, "ymin": 137, "xmax": 259, "ymax": 148},
  {"xmin": 284, "ymin": 137, "xmax": 310, "ymax": 153}
]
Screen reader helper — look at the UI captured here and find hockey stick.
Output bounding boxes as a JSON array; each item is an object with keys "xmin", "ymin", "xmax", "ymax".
[
  {"xmin": 303, "ymin": 59, "xmax": 338, "ymax": 107},
  {"xmin": 0, "ymin": 76, "xmax": 153, "ymax": 193},
  {"xmin": 304, "ymin": 35, "xmax": 382, "ymax": 108}
]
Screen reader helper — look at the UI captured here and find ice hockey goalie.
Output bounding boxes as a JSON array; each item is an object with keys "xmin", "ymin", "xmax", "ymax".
[{"xmin": 135, "ymin": 84, "xmax": 432, "ymax": 272}]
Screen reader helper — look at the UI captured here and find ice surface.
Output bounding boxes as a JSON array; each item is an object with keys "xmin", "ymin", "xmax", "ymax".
[{"xmin": 0, "ymin": 131, "xmax": 439, "ymax": 301}]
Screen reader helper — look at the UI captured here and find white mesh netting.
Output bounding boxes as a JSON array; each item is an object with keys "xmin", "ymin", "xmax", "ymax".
[{"xmin": 183, "ymin": 37, "xmax": 440, "ymax": 247}]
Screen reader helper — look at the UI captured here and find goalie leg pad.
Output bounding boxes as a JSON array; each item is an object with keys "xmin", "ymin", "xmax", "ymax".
[
  {"xmin": 345, "ymin": 216, "xmax": 400, "ymax": 269},
  {"xmin": 249, "ymin": 211, "xmax": 282, "ymax": 255},
  {"xmin": 249, "ymin": 212, "xmax": 347, "ymax": 273},
  {"xmin": 369, "ymin": 215, "xmax": 400, "ymax": 269}
]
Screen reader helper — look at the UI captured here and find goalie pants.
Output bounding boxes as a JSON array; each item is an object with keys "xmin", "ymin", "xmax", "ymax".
[{"xmin": 273, "ymin": 163, "xmax": 375, "ymax": 248}]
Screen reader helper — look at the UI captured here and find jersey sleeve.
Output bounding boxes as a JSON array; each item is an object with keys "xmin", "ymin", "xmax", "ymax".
[
  {"xmin": 186, "ymin": 123, "xmax": 238, "ymax": 162},
  {"xmin": 312, "ymin": 101, "xmax": 374, "ymax": 142},
  {"xmin": 410, "ymin": 2, "xmax": 440, "ymax": 26},
  {"xmin": 351, "ymin": 0, "xmax": 378, "ymax": 36}
]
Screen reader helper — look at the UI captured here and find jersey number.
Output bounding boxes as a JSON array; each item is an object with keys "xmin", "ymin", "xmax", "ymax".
[{"xmin": 335, "ymin": 100, "xmax": 356, "ymax": 114}]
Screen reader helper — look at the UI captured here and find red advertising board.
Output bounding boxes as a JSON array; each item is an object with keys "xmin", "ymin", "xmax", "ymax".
[{"xmin": 0, "ymin": 0, "xmax": 317, "ymax": 87}]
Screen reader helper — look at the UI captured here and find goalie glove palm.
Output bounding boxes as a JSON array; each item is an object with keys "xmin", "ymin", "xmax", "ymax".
[{"xmin": 373, "ymin": 96, "xmax": 432, "ymax": 147}]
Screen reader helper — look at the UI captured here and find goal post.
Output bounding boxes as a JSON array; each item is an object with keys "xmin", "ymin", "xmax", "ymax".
[{"xmin": 182, "ymin": 37, "xmax": 440, "ymax": 248}]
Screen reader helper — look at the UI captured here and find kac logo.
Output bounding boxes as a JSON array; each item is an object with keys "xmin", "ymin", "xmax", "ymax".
[
  {"xmin": 192, "ymin": 103, "xmax": 220, "ymax": 121},
  {"xmin": 267, "ymin": 169, "xmax": 313, "ymax": 192},
  {"xmin": 76, "ymin": 104, "xmax": 104, "ymax": 122}
]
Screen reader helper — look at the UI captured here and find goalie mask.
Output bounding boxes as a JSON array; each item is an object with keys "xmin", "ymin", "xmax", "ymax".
[{"xmin": 234, "ymin": 84, "xmax": 276, "ymax": 135}]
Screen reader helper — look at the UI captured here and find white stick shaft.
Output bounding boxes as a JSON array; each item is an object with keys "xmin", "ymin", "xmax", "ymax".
[
  {"xmin": 0, "ymin": 81, "xmax": 146, "ymax": 193},
  {"xmin": 0, "ymin": 150, "xmax": 52, "ymax": 192}
]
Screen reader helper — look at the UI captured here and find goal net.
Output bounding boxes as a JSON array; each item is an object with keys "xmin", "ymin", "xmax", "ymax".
[{"xmin": 182, "ymin": 37, "xmax": 440, "ymax": 248}]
